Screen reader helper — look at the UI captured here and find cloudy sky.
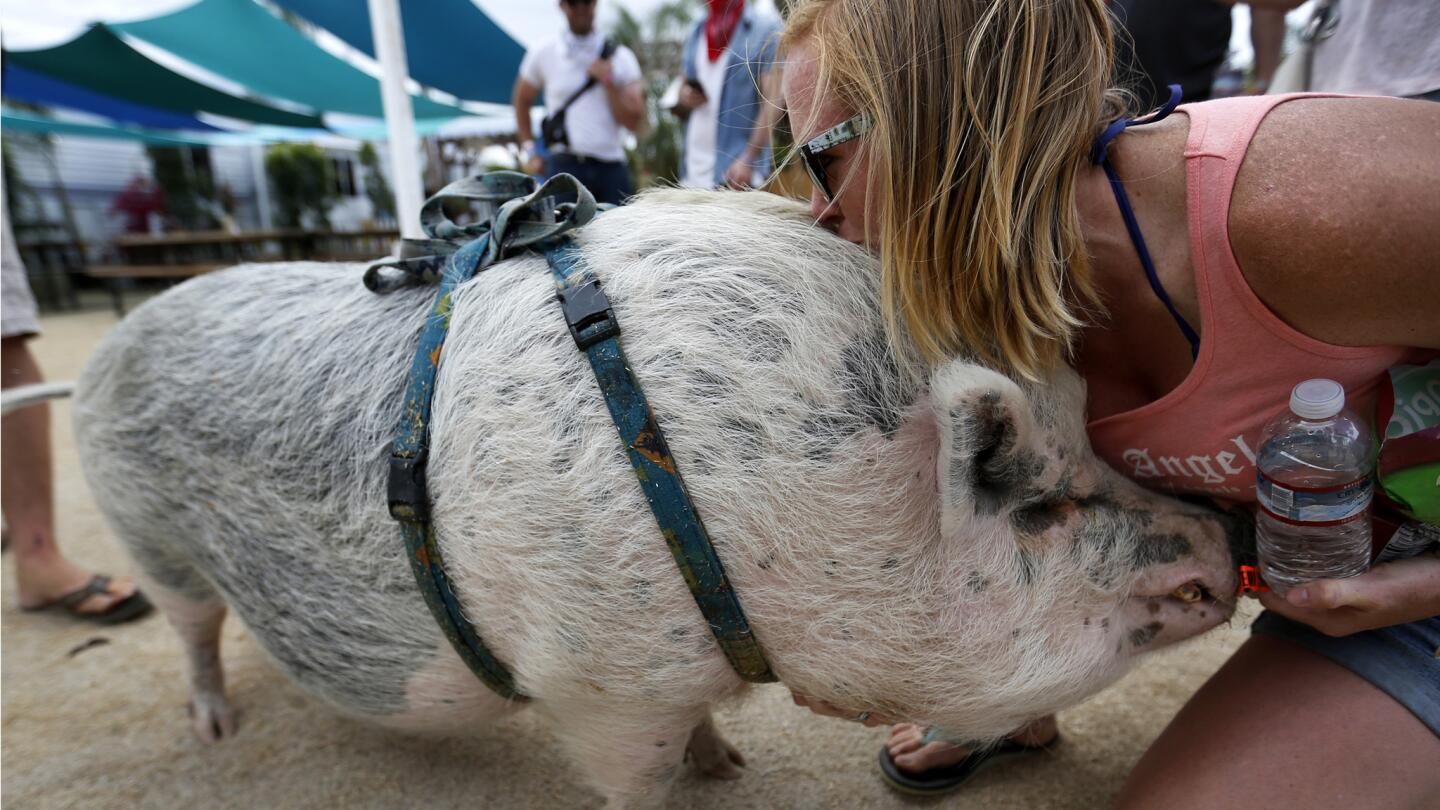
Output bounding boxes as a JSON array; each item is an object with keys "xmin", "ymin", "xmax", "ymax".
[
  {"xmin": 1, "ymin": 0, "xmax": 1305, "ymax": 80},
  {"xmin": 0, "ymin": 0, "xmax": 777, "ymax": 50}
]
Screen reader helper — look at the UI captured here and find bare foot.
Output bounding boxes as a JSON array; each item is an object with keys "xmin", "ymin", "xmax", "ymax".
[{"xmin": 887, "ymin": 715, "xmax": 1059, "ymax": 774}]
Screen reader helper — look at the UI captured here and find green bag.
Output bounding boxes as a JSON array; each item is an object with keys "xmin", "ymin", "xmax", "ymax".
[{"xmin": 1373, "ymin": 359, "xmax": 1440, "ymax": 563}]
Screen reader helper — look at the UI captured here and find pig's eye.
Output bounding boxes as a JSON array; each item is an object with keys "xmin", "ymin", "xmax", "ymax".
[{"xmin": 1010, "ymin": 496, "xmax": 1069, "ymax": 535}]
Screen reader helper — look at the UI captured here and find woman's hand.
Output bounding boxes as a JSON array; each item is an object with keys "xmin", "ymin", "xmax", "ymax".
[
  {"xmin": 790, "ymin": 692, "xmax": 898, "ymax": 728},
  {"xmin": 1258, "ymin": 551, "xmax": 1440, "ymax": 636}
]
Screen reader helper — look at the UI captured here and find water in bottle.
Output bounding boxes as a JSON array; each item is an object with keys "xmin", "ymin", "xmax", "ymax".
[{"xmin": 1255, "ymin": 379, "xmax": 1373, "ymax": 595}]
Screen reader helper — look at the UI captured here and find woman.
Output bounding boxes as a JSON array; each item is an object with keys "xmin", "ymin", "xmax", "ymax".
[{"xmin": 778, "ymin": 0, "xmax": 1440, "ymax": 805}]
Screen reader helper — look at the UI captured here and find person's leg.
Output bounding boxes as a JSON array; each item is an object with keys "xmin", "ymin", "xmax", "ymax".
[
  {"xmin": 545, "ymin": 152, "xmax": 578, "ymax": 183},
  {"xmin": 552, "ymin": 157, "xmax": 630, "ymax": 207},
  {"xmin": 542, "ymin": 153, "xmax": 603, "ymax": 206},
  {"xmin": 605, "ymin": 160, "xmax": 634, "ymax": 206},
  {"xmin": 1116, "ymin": 634, "xmax": 1440, "ymax": 809},
  {"xmin": 1, "ymin": 336, "xmax": 139, "ymax": 614},
  {"xmin": 574, "ymin": 161, "xmax": 620, "ymax": 207}
]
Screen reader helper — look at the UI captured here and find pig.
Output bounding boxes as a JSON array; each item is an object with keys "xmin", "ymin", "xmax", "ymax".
[{"xmin": 72, "ymin": 188, "xmax": 1250, "ymax": 808}]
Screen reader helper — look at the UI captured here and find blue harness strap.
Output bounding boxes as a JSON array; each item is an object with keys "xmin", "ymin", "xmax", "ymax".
[
  {"xmin": 1090, "ymin": 84, "xmax": 1200, "ymax": 360},
  {"xmin": 388, "ymin": 232, "xmax": 528, "ymax": 701},
  {"xmin": 541, "ymin": 241, "xmax": 777, "ymax": 683},
  {"xmin": 381, "ymin": 172, "xmax": 599, "ymax": 702},
  {"xmin": 375, "ymin": 170, "xmax": 775, "ymax": 700}
]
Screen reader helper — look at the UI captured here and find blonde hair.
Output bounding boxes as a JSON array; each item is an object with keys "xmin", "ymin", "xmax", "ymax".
[{"xmin": 784, "ymin": 0, "xmax": 1124, "ymax": 380}]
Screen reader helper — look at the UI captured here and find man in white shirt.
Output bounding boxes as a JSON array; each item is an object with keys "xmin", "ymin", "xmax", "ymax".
[{"xmin": 512, "ymin": 0, "xmax": 646, "ymax": 205}]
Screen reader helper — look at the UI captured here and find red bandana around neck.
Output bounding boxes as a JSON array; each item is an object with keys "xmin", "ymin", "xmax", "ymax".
[{"xmin": 705, "ymin": 0, "xmax": 744, "ymax": 63}]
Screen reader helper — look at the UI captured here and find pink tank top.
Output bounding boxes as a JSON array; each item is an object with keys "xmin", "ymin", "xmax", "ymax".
[{"xmin": 1086, "ymin": 94, "xmax": 1436, "ymax": 503}]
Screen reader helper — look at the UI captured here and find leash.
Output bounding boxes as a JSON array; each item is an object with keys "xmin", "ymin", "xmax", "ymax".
[{"xmin": 369, "ymin": 172, "xmax": 775, "ymax": 700}]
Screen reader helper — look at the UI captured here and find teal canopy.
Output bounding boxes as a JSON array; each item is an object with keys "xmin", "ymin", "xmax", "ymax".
[
  {"xmin": 273, "ymin": 0, "xmax": 526, "ymax": 105},
  {"xmin": 3, "ymin": 63, "xmax": 222, "ymax": 132},
  {"xmin": 1, "ymin": 108, "xmax": 222, "ymax": 146},
  {"xmin": 113, "ymin": 0, "xmax": 465, "ymax": 120},
  {"xmin": 8, "ymin": 25, "xmax": 324, "ymax": 128}
]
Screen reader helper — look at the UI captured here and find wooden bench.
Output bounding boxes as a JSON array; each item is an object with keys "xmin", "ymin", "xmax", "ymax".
[
  {"xmin": 86, "ymin": 228, "xmax": 400, "ymax": 317},
  {"xmin": 83, "ymin": 264, "xmax": 228, "ymax": 316}
]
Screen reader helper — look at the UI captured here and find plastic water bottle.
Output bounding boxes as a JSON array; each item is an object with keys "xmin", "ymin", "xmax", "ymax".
[{"xmin": 1255, "ymin": 379, "xmax": 1374, "ymax": 595}]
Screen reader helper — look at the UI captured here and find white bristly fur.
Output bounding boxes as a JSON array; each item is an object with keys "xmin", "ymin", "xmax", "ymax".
[{"xmin": 72, "ymin": 189, "xmax": 1242, "ymax": 808}]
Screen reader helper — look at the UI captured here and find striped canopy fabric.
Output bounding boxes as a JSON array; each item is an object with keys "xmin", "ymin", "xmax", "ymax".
[
  {"xmin": 7, "ymin": 24, "xmax": 325, "ymax": 128},
  {"xmin": 2, "ymin": 63, "xmax": 222, "ymax": 132},
  {"xmin": 273, "ymin": 0, "xmax": 526, "ymax": 105},
  {"xmin": 1, "ymin": 108, "xmax": 224, "ymax": 146},
  {"xmin": 113, "ymin": 0, "xmax": 466, "ymax": 119}
]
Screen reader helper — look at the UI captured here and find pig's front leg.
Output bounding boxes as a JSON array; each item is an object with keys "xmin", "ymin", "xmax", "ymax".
[
  {"xmin": 541, "ymin": 700, "xmax": 717, "ymax": 809},
  {"xmin": 686, "ymin": 712, "xmax": 745, "ymax": 779}
]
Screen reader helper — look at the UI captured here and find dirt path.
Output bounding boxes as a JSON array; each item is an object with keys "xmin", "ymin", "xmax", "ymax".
[{"xmin": 1, "ymin": 300, "xmax": 1257, "ymax": 809}]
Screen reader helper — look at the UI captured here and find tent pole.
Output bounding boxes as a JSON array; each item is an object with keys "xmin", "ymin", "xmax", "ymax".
[
  {"xmin": 250, "ymin": 144, "xmax": 274, "ymax": 230},
  {"xmin": 367, "ymin": 0, "xmax": 423, "ymax": 239}
]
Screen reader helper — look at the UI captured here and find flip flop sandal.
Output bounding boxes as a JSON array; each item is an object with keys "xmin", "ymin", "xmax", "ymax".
[
  {"xmin": 22, "ymin": 574, "xmax": 154, "ymax": 625},
  {"xmin": 878, "ymin": 732, "xmax": 1060, "ymax": 796}
]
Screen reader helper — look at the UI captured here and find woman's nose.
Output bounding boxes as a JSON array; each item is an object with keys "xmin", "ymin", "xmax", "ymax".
[{"xmin": 809, "ymin": 188, "xmax": 841, "ymax": 230}]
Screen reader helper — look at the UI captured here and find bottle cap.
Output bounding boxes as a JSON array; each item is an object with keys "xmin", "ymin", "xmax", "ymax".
[{"xmin": 1289, "ymin": 378, "xmax": 1345, "ymax": 420}]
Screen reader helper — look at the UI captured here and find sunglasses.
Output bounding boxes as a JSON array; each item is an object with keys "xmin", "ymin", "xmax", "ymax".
[{"xmin": 798, "ymin": 113, "xmax": 872, "ymax": 203}]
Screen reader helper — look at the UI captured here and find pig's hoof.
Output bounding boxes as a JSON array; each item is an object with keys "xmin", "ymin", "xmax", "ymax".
[
  {"xmin": 687, "ymin": 735, "xmax": 747, "ymax": 780},
  {"xmin": 188, "ymin": 693, "xmax": 237, "ymax": 742}
]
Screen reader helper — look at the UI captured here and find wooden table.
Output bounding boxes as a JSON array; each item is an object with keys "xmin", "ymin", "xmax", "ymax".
[
  {"xmin": 17, "ymin": 237, "xmax": 88, "ymax": 312},
  {"xmin": 87, "ymin": 228, "xmax": 400, "ymax": 315}
]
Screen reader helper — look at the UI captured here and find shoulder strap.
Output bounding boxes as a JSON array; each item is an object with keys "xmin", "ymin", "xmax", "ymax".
[
  {"xmin": 554, "ymin": 38, "xmax": 618, "ymax": 115},
  {"xmin": 1180, "ymin": 93, "xmax": 1321, "ymax": 283},
  {"xmin": 1091, "ymin": 85, "xmax": 1201, "ymax": 360}
]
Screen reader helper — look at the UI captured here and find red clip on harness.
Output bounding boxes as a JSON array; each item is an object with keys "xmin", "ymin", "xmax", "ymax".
[{"xmin": 1237, "ymin": 565, "xmax": 1269, "ymax": 595}]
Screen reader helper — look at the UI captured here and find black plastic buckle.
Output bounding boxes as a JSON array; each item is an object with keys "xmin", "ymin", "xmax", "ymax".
[
  {"xmin": 558, "ymin": 279, "xmax": 620, "ymax": 350},
  {"xmin": 387, "ymin": 447, "xmax": 430, "ymax": 523}
]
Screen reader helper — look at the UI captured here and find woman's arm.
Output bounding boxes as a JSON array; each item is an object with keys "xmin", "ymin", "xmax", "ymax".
[{"xmin": 1229, "ymin": 96, "xmax": 1440, "ymax": 350}]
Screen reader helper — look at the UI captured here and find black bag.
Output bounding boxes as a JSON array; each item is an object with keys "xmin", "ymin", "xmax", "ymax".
[{"xmin": 540, "ymin": 38, "xmax": 618, "ymax": 150}]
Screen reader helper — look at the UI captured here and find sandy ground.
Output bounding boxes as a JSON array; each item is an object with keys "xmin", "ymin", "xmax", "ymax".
[{"xmin": 1, "ymin": 294, "xmax": 1260, "ymax": 809}]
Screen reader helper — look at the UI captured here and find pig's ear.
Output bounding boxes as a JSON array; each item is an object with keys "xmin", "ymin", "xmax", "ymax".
[{"xmin": 932, "ymin": 363, "xmax": 1047, "ymax": 519}]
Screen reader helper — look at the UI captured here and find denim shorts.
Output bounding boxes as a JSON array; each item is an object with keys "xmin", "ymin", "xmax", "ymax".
[{"xmin": 1252, "ymin": 611, "xmax": 1440, "ymax": 737}]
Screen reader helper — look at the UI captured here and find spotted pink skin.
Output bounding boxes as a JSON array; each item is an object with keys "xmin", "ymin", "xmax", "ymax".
[{"xmin": 71, "ymin": 189, "xmax": 1254, "ymax": 806}]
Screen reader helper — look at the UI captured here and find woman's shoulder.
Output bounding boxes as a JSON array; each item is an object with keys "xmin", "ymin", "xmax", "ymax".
[{"xmin": 1227, "ymin": 96, "xmax": 1440, "ymax": 350}]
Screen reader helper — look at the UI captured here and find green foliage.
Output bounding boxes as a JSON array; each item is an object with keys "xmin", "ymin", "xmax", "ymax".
[
  {"xmin": 265, "ymin": 142, "xmax": 335, "ymax": 228},
  {"xmin": 612, "ymin": 0, "xmax": 695, "ymax": 188},
  {"xmin": 611, "ymin": 7, "xmax": 645, "ymax": 55},
  {"xmin": 358, "ymin": 142, "xmax": 395, "ymax": 224},
  {"xmin": 145, "ymin": 146, "xmax": 217, "ymax": 230}
]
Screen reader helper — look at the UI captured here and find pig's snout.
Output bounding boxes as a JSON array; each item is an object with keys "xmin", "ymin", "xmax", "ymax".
[
  {"xmin": 1170, "ymin": 494, "xmax": 1257, "ymax": 570},
  {"xmin": 1123, "ymin": 509, "xmax": 1247, "ymax": 651},
  {"xmin": 1124, "ymin": 564, "xmax": 1235, "ymax": 653}
]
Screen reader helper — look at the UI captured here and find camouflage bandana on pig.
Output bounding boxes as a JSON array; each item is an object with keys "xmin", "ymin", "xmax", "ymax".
[{"xmin": 72, "ymin": 189, "xmax": 1248, "ymax": 809}]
